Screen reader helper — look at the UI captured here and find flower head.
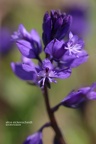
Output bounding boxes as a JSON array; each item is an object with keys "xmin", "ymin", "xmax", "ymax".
[
  {"xmin": 12, "ymin": 24, "xmax": 42, "ymax": 59},
  {"xmin": 42, "ymin": 10, "xmax": 72, "ymax": 46},
  {"xmin": 38, "ymin": 59, "xmax": 71, "ymax": 88},
  {"xmin": 62, "ymin": 32, "xmax": 88, "ymax": 68},
  {"xmin": 11, "ymin": 10, "xmax": 89, "ymax": 88},
  {"xmin": 65, "ymin": 32, "xmax": 84, "ymax": 56},
  {"xmin": 45, "ymin": 32, "xmax": 88, "ymax": 68},
  {"xmin": 61, "ymin": 83, "xmax": 96, "ymax": 108},
  {"xmin": 11, "ymin": 58, "xmax": 71, "ymax": 88},
  {"xmin": 23, "ymin": 131, "xmax": 43, "ymax": 144},
  {"xmin": 12, "ymin": 24, "xmax": 30, "ymax": 41}
]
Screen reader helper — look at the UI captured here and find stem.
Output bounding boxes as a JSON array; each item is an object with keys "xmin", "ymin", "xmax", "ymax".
[
  {"xmin": 52, "ymin": 103, "xmax": 62, "ymax": 112},
  {"xmin": 39, "ymin": 122, "xmax": 51, "ymax": 132},
  {"xmin": 37, "ymin": 56, "xmax": 42, "ymax": 63},
  {"xmin": 42, "ymin": 85, "xmax": 66, "ymax": 144}
]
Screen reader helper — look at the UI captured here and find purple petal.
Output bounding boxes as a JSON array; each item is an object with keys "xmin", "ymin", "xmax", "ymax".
[
  {"xmin": 61, "ymin": 90, "xmax": 86, "ymax": 108},
  {"xmin": 23, "ymin": 132, "xmax": 43, "ymax": 144},
  {"xmin": 42, "ymin": 12, "xmax": 51, "ymax": 46},
  {"xmin": 86, "ymin": 82, "xmax": 96, "ymax": 100},
  {"xmin": 69, "ymin": 32, "xmax": 73, "ymax": 39},
  {"xmin": 63, "ymin": 50, "xmax": 89, "ymax": 68},
  {"xmin": 68, "ymin": 33, "xmax": 85, "ymax": 49},
  {"xmin": 61, "ymin": 83, "xmax": 96, "ymax": 108},
  {"xmin": 70, "ymin": 52, "xmax": 88, "ymax": 68},
  {"xmin": 42, "ymin": 59, "xmax": 53, "ymax": 70},
  {"xmin": 70, "ymin": 35, "xmax": 79, "ymax": 43},
  {"xmin": 30, "ymin": 29, "xmax": 42, "ymax": 53},
  {"xmin": 56, "ymin": 68, "xmax": 71, "ymax": 79},
  {"xmin": 54, "ymin": 17, "xmax": 63, "ymax": 30},
  {"xmin": 18, "ymin": 24, "xmax": 30, "ymax": 39},
  {"xmin": 79, "ymin": 87, "xmax": 90, "ymax": 94},
  {"xmin": 16, "ymin": 40, "xmax": 36, "ymax": 58},
  {"xmin": 21, "ymin": 56, "xmax": 37, "ymax": 70},
  {"xmin": 88, "ymin": 91, "xmax": 96, "ymax": 100},
  {"xmin": 22, "ymin": 64, "xmax": 36, "ymax": 72},
  {"xmin": 45, "ymin": 39, "xmax": 65, "ymax": 59},
  {"xmin": 31, "ymin": 29, "xmax": 40, "ymax": 43},
  {"xmin": 21, "ymin": 56, "xmax": 33, "ymax": 65},
  {"xmin": 11, "ymin": 62, "xmax": 36, "ymax": 81},
  {"xmin": 42, "ymin": 10, "xmax": 72, "ymax": 45},
  {"xmin": 78, "ymin": 85, "xmax": 96, "ymax": 100},
  {"xmin": 90, "ymin": 82, "xmax": 96, "ymax": 91},
  {"xmin": 55, "ymin": 15, "xmax": 72, "ymax": 40}
]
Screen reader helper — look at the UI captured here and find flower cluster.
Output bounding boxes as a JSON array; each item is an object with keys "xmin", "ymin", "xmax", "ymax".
[
  {"xmin": 11, "ymin": 10, "xmax": 88, "ymax": 88},
  {"xmin": 11, "ymin": 9, "xmax": 96, "ymax": 144}
]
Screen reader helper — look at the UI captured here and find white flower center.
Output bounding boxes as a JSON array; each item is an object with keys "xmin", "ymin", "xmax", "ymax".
[
  {"xmin": 37, "ymin": 68, "xmax": 57, "ymax": 87},
  {"xmin": 65, "ymin": 43, "xmax": 82, "ymax": 57}
]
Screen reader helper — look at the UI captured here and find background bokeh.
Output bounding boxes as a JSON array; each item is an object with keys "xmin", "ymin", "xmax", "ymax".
[{"xmin": 0, "ymin": 0, "xmax": 96, "ymax": 144}]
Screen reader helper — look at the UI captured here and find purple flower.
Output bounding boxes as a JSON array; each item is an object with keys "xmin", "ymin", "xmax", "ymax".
[
  {"xmin": 11, "ymin": 57, "xmax": 37, "ymax": 83},
  {"xmin": 12, "ymin": 24, "xmax": 42, "ymax": 59},
  {"xmin": 12, "ymin": 24, "xmax": 30, "ymax": 41},
  {"xmin": 11, "ymin": 10, "xmax": 89, "ymax": 88},
  {"xmin": 0, "ymin": 28, "xmax": 13, "ymax": 55},
  {"xmin": 23, "ymin": 131, "xmax": 43, "ymax": 144},
  {"xmin": 11, "ymin": 58, "xmax": 71, "ymax": 88},
  {"xmin": 62, "ymin": 32, "xmax": 88, "ymax": 68},
  {"xmin": 42, "ymin": 10, "xmax": 72, "ymax": 46},
  {"xmin": 45, "ymin": 32, "xmax": 88, "ymax": 68},
  {"xmin": 61, "ymin": 83, "xmax": 96, "ymax": 108}
]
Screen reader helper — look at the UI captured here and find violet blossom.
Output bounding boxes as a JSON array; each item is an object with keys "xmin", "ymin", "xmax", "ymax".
[
  {"xmin": 45, "ymin": 32, "xmax": 88, "ymax": 68},
  {"xmin": 23, "ymin": 131, "xmax": 43, "ymax": 144},
  {"xmin": 61, "ymin": 82, "xmax": 96, "ymax": 108},
  {"xmin": 23, "ymin": 122, "xmax": 50, "ymax": 144},
  {"xmin": 11, "ymin": 58, "xmax": 71, "ymax": 88},
  {"xmin": 12, "ymin": 24, "xmax": 42, "ymax": 59},
  {"xmin": 11, "ymin": 10, "xmax": 89, "ymax": 88},
  {"xmin": 62, "ymin": 32, "xmax": 88, "ymax": 68},
  {"xmin": 10, "ymin": 9, "xmax": 96, "ymax": 144}
]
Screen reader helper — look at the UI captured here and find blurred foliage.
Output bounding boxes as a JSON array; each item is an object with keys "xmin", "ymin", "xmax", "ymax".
[{"xmin": 0, "ymin": 0, "xmax": 96, "ymax": 144}]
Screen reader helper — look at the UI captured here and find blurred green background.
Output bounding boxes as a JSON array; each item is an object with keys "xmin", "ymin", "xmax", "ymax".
[{"xmin": 0, "ymin": 0, "xmax": 96, "ymax": 144}]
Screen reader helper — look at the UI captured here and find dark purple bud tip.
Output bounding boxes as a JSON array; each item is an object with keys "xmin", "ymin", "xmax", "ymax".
[{"xmin": 42, "ymin": 10, "xmax": 71, "ymax": 46}]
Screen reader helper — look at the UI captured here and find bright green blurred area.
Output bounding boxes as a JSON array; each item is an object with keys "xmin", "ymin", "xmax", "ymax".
[{"xmin": 0, "ymin": 0, "xmax": 96, "ymax": 144}]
